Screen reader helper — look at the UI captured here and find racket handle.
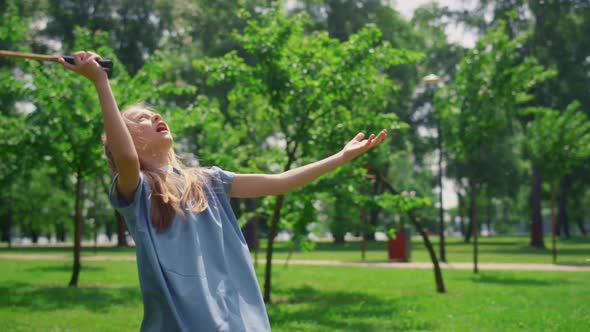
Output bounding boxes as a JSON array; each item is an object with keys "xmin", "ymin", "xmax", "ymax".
[{"xmin": 62, "ymin": 55, "xmax": 114, "ymax": 77}]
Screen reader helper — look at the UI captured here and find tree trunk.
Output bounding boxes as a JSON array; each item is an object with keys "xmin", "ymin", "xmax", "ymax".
[
  {"xmin": 576, "ymin": 218, "xmax": 587, "ymax": 236},
  {"xmin": 410, "ymin": 211, "xmax": 445, "ymax": 293},
  {"xmin": 241, "ymin": 199, "xmax": 259, "ymax": 251},
  {"xmin": 0, "ymin": 194, "xmax": 12, "ymax": 246},
  {"xmin": 242, "ymin": 219, "xmax": 259, "ymax": 252},
  {"xmin": 360, "ymin": 208, "xmax": 367, "ymax": 261},
  {"xmin": 465, "ymin": 190, "xmax": 474, "ymax": 243},
  {"xmin": 31, "ymin": 230, "xmax": 39, "ymax": 244},
  {"xmin": 68, "ymin": 171, "xmax": 84, "ymax": 287},
  {"xmin": 262, "ymin": 138, "xmax": 298, "ymax": 304},
  {"xmin": 366, "ymin": 179, "xmax": 383, "ymax": 241},
  {"xmin": 116, "ymin": 211, "xmax": 128, "ymax": 247},
  {"xmin": 557, "ymin": 175, "xmax": 571, "ymax": 238},
  {"xmin": 263, "ymin": 194, "xmax": 285, "ymax": 303},
  {"xmin": 550, "ymin": 184, "xmax": 557, "ymax": 264},
  {"xmin": 1, "ymin": 217, "xmax": 11, "ymax": 245},
  {"xmin": 379, "ymin": 174, "xmax": 445, "ymax": 293},
  {"xmin": 105, "ymin": 218, "xmax": 113, "ymax": 242},
  {"xmin": 331, "ymin": 199, "xmax": 347, "ymax": 244},
  {"xmin": 92, "ymin": 180, "xmax": 99, "ymax": 253},
  {"xmin": 56, "ymin": 222, "xmax": 66, "ymax": 242},
  {"xmin": 458, "ymin": 192, "xmax": 466, "ymax": 237},
  {"xmin": 366, "ymin": 207, "xmax": 379, "ymax": 241},
  {"xmin": 530, "ymin": 162, "xmax": 544, "ymax": 248},
  {"xmin": 471, "ymin": 184, "xmax": 479, "ymax": 274},
  {"xmin": 437, "ymin": 119, "xmax": 446, "ymax": 262},
  {"xmin": 486, "ymin": 203, "xmax": 493, "ymax": 237}
]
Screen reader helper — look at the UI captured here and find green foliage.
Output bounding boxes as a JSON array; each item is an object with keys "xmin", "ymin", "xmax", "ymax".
[
  {"xmin": 527, "ymin": 101, "xmax": 590, "ymax": 182},
  {"xmin": 385, "ymin": 228, "xmax": 396, "ymax": 240},
  {"xmin": 10, "ymin": 166, "xmax": 74, "ymax": 240},
  {"xmin": 436, "ymin": 21, "xmax": 554, "ymax": 184},
  {"xmin": 0, "ymin": 4, "xmax": 27, "ymax": 47},
  {"xmin": 193, "ymin": 7, "xmax": 420, "ymax": 246},
  {"xmin": 376, "ymin": 192, "xmax": 432, "ymax": 214},
  {"xmin": 197, "ymin": 7, "xmax": 419, "ymax": 152},
  {"xmin": 27, "ymin": 28, "xmax": 111, "ymax": 179},
  {"xmin": 0, "ymin": 22, "xmax": 200, "ymax": 242},
  {"xmin": 0, "ymin": 4, "xmax": 35, "ymax": 241}
]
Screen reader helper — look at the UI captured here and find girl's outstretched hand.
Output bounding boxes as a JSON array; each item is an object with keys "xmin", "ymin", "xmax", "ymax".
[
  {"xmin": 341, "ymin": 129, "xmax": 388, "ymax": 161},
  {"xmin": 59, "ymin": 51, "xmax": 108, "ymax": 83}
]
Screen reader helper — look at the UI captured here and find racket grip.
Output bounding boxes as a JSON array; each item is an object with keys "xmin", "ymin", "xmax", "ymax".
[{"xmin": 62, "ymin": 55, "xmax": 114, "ymax": 77}]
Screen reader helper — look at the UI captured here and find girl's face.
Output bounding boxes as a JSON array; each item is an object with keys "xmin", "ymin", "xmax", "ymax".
[{"xmin": 125, "ymin": 108, "xmax": 173, "ymax": 158}]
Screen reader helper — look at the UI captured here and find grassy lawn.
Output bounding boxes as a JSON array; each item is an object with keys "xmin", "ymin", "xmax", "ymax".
[
  {"xmin": 0, "ymin": 258, "xmax": 588, "ymax": 331},
  {"xmin": 1, "ymin": 236, "xmax": 589, "ymax": 265},
  {"xmin": 261, "ymin": 235, "xmax": 590, "ymax": 265}
]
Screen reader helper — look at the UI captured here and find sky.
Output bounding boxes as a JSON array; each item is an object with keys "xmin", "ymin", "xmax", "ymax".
[{"xmin": 285, "ymin": 0, "xmax": 479, "ymax": 48}]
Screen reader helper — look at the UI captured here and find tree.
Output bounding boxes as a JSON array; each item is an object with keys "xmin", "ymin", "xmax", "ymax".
[
  {"xmin": 298, "ymin": 0, "xmax": 431, "ymax": 241},
  {"xmin": 526, "ymin": 102, "xmax": 590, "ymax": 262},
  {"xmin": 376, "ymin": 181, "xmax": 445, "ymax": 293},
  {"xmin": 436, "ymin": 22, "xmax": 554, "ymax": 273},
  {"xmin": 196, "ymin": 7, "xmax": 419, "ymax": 302},
  {"xmin": 0, "ymin": 3, "xmax": 34, "ymax": 246},
  {"xmin": 528, "ymin": 1, "xmax": 590, "ymax": 237},
  {"xmin": 450, "ymin": 0, "xmax": 590, "ymax": 244},
  {"xmin": 411, "ymin": 3, "xmax": 467, "ymax": 259}
]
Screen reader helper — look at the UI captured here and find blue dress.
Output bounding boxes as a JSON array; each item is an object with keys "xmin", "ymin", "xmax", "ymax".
[{"xmin": 109, "ymin": 166, "xmax": 271, "ymax": 332}]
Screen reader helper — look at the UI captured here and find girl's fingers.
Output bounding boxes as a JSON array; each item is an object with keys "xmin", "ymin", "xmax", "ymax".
[
  {"xmin": 375, "ymin": 130, "xmax": 387, "ymax": 144},
  {"xmin": 82, "ymin": 54, "xmax": 98, "ymax": 65},
  {"xmin": 73, "ymin": 52, "xmax": 85, "ymax": 65},
  {"xmin": 364, "ymin": 130, "xmax": 387, "ymax": 148},
  {"xmin": 58, "ymin": 57, "xmax": 77, "ymax": 71},
  {"xmin": 364, "ymin": 134, "xmax": 375, "ymax": 147},
  {"xmin": 89, "ymin": 56, "xmax": 102, "ymax": 67},
  {"xmin": 354, "ymin": 132, "xmax": 365, "ymax": 142},
  {"xmin": 87, "ymin": 51, "xmax": 102, "ymax": 59}
]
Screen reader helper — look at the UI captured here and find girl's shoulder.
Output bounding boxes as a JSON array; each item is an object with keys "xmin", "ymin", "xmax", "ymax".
[{"xmin": 203, "ymin": 166, "xmax": 235, "ymax": 195}]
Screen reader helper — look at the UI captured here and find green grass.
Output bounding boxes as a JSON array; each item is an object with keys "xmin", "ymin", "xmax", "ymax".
[
  {"xmin": 2, "ymin": 236, "xmax": 589, "ymax": 265},
  {"xmin": 260, "ymin": 235, "xmax": 590, "ymax": 265},
  {"xmin": 0, "ymin": 243, "xmax": 137, "ymax": 256},
  {"xmin": 0, "ymin": 258, "xmax": 588, "ymax": 331}
]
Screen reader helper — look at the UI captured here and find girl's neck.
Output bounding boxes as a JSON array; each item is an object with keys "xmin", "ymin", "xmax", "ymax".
[{"xmin": 140, "ymin": 151, "xmax": 169, "ymax": 170}]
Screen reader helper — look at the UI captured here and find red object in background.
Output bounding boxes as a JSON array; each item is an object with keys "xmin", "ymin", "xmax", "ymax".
[{"xmin": 388, "ymin": 230, "xmax": 409, "ymax": 262}]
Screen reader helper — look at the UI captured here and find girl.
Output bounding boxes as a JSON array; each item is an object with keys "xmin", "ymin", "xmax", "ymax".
[{"xmin": 60, "ymin": 51, "xmax": 387, "ymax": 332}]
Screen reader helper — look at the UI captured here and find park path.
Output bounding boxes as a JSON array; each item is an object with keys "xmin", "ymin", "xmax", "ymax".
[{"xmin": 1, "ymin": 254, "xmax": 589, "ymax": 271}]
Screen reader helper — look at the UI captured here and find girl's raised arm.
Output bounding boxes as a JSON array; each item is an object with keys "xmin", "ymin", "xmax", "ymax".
[
  {"xmin": 229, "ymin": 130, "xmax": 387, "ymax": 198},
  {"xmin": 60, "ymin": 51, "xmax": 139, "ymax": 202}
]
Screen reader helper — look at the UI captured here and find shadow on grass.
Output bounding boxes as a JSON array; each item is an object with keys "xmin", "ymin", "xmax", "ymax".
[
  {"xmin": 264, "ymin": 241, "xmax": 388, "ymax": 254},
  {"xmin": 0, "ymin": 281, "xmax": 140, "ymax": 313},
  {"xmin": 444, "ymin": 240, "xmax": 521, "ymax": 247},
  {"xmin": 24, "ymin": 264, "xmax": 106, "ymax": 273},
  {"xmin": 469, "ymin": 274, "xmax": 568, "ymax": 286},
  {"xmin": 268, "ymin": 285, "xmax": 432, "ymax": 331},
  {"xmin": 559, "ymin": 236, "xmax": 590, "ymax": 244},
  {"xmin": 0, "ymin": 246, "xmax": 136, "ymax": 254},
  {"xmin": 487, "ymin": 247, "xmax": 590, "ymax": 258},
  {"xmin": 555, "ymin": 261, "xmax": 590, "ymax": 267}
]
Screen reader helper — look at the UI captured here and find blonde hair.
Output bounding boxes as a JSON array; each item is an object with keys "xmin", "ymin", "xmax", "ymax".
[{"xmin": 103, "ymin": 102, "xmax": 208, "ymax": 232}]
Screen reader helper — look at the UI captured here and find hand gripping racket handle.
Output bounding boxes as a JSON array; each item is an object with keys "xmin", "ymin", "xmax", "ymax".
[{"xmin": 62, "ymin": 55, "xmax": 114, "ymax": 77}]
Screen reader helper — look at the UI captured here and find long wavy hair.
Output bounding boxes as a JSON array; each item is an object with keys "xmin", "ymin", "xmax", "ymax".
[{"xmin": 103, "ymin": 102, "xmax": 208, "ymax": 232}]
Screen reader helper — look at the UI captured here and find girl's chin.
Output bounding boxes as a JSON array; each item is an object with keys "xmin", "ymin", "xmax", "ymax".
[{"xmin": 156, "ymin": 133, "xmax": 173, "ymax": 143}]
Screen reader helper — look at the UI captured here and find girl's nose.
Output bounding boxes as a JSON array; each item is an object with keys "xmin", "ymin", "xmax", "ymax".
[{"xmin": 152, "ymin": 113, "xmax": 162, "ymax": 122}]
